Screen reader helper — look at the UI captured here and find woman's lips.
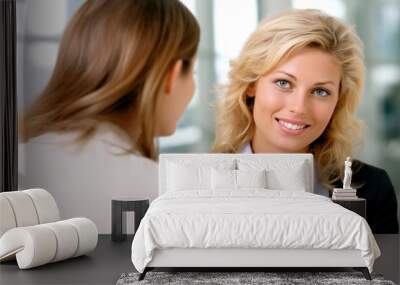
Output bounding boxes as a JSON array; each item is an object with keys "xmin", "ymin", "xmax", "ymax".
[{"xmin": 275, "ymin": 118, "xmax": 310, "ymax": 135}]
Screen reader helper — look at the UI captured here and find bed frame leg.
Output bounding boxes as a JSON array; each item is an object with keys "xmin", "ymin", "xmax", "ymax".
[
  {"xmin": 138, "ymin": 268, "xmax": 148, "ymax": 281},
  {"xmin": 354, "ymin": 267, "xmax": 371, "ymax": 280}
]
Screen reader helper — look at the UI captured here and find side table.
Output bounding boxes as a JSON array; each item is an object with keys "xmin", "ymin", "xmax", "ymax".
[
  {"xmin": 332, "ymin": 198, "xmax": 366, "ymax": 219},
  {"xmin": 111, "ymin": 198, "xmax": 149, "ymax": 242}
]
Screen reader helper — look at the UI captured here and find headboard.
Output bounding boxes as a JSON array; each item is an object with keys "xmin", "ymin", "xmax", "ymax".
[{"xmin": 159, "ymin": 153, "xmax": 314, "ymax": 195}]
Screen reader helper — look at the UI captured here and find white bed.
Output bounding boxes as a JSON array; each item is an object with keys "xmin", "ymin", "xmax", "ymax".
[{"xmin": 131, "ymin": 154, "xmax": 380, "ymax": 280}]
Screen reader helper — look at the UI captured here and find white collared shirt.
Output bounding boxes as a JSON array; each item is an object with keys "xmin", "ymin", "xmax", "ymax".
[{"xmin": 21, "ymin": 123, "xmax": 158, "ymax": 234}]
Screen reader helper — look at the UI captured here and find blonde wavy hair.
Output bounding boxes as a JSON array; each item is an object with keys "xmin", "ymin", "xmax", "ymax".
[
  {"xmin": 213, "ymin": 9, "xmax": 365, "ymax": 189},
  {"xmin": 20, "ymin": 0, "xmax": 200, "ymax": 160}
]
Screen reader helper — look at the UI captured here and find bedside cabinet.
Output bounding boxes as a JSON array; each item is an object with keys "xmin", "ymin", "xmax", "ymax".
[
  {"xmin": 332, "ymin": 198, "xmax": 366, "ymax": 219},
  {"xmin": 111, "ymin": 198, "xmax": 149, "ymax": 242}
]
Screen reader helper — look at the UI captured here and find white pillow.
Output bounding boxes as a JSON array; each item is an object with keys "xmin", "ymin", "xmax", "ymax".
[
  {"xmin": 211, "ymin": 168, "xmax": 236, "ymax": 190},
  {"xmin": 236, "ymin": 169, "xmax": 267, "ymax": 188},
  {"xmin": 211, "ymin": 168, "xmax": 267, "ymax": 190},
  {"xmin": 238, "ymin": 159, "xmax": 308, "ymax": 191},
  {"xmin": 267, "ymin": 165, "xmax": 307, "ymax": 191},
  {"xmin": 167, "ymin": 162, "xmax": 210, "ymax": 191},
  {"xmin": 166, "ymin": 159, "xmax": 236, "ymax": 192}
]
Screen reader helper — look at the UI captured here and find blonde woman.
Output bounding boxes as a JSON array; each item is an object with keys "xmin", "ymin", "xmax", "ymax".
[
  {"xmin": 19, "ymin": 0, "xmax": 200, "ymax": 233},
  {"xmin": 213, "ymin": 9, "xmax": 398, "ymax": 233}
]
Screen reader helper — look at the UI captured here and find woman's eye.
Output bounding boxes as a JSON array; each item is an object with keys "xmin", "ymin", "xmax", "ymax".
[
  {"xmin": 275, "ymin": 79, "xmax": 291, "ymax": 89},
  {"xmin": 313, "ymin": 88, "xmax": 330, "ymax": 97}
]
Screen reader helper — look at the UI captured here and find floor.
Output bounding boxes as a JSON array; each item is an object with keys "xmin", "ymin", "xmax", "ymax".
[{"xmin": 0, "ymin": 234, "xmax": 398, "ymax": 285}]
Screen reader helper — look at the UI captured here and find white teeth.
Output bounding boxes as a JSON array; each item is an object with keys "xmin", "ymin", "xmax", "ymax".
[{"xmin": 279, "ymin": 120, "xmax": 306, "ymax": 130}]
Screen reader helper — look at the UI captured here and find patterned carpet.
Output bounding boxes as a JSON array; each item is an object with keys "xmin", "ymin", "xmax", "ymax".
[{"xmin": 116, "ymin": 271, "xmax": 396, "ymax": 285}]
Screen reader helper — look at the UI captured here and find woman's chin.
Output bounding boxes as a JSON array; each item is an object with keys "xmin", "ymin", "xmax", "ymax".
[
  {"xmin": 269, "ymin": 140, "xmax": 310, "ymax": 153},
  {"xmin": 156, "ymin": 126, "xmax": 176, "ymax": 137},
  {"xmin": 280, "ymin": 145, "xmax": 310, "ymax": 153}
]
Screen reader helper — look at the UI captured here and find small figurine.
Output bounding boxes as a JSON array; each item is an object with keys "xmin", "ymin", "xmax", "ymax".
[
  {"xmin": 343, "ymin": 157, "xmax": 352, "ymax": 189},
  {"xmin": 332, "ymin": 157, "xmax": 357, "ymax": 200}
]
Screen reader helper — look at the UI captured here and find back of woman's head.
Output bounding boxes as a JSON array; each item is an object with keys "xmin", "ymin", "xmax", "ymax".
[
  {"xmin": 213, "ymin": 9, "xmax": 364, "ymax": 188},
  {"xmin": 21, "ymin": 0, "xmax": 200, "ymax": 160}
]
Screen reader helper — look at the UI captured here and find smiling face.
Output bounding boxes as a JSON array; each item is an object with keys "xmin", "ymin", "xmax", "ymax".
[{"xmin": 251, "ymin": 47, "xmax": 341, "ymax": 153}]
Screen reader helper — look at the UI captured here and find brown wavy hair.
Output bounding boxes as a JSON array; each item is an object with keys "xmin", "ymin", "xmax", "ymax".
[
  {"xmin": 213, "ymin": 9, "xmax": 364, "ymax": 189},
  {"xmin": 20, "ymin": 0, "xmax": 200, "ymax": 160}
]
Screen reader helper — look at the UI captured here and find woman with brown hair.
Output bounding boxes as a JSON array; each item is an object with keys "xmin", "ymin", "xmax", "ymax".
[
  {"xmin": 213, "ymin": 9, "xmax": 398, "ymax": 233},
  {"xmin": 20, "ymin": 0, "xmax": 200, "ymax": 234}
]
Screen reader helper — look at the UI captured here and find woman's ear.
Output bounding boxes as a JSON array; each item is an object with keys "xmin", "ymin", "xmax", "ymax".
[
  {"xmin": 164, "ymin": 60, "xmax": 183, "ymax": 95},
  {"xmin": 246, "ymin": 83, "xmax": 256, "ymax": 97}
]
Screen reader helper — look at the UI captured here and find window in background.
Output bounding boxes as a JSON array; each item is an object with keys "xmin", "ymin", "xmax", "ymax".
[
  {"xmin": 213, "ymin": 0, "xmax": 258, "ymax": 84},
  {"xmin": 374, "ymin": 3, "xmax": 400, "ymax": 64},
  {"xmin": 291, "ymin": 0, "xmax": 346, "ymax": 19},
  {"xmin": 375, "ymin": 2, "xmax": 400, "ymax": 154},
  {"xmin": 356, "ymin": 0, "xmax": 400, "ymax": 201},
  {"xmin": 18, "ymin": 0, "xmax": 65, "ymax": 109},
  {"xmin": 159, "ymin": 0, "xmax": 258, "ymax": 153}
]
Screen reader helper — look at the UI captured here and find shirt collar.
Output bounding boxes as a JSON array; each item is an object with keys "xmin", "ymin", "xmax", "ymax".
[{"xmin": 240, "ymin": 143, "xmax": 253, "ymax": 154}]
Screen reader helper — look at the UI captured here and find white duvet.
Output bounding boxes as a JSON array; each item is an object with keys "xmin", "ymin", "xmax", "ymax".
[{"xmin": 131, "ymin": 189, "xmax": 380, "ymax": 273}]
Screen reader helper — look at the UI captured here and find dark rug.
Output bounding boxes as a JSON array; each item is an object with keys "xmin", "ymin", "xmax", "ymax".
[{"xmin": 116, "ymin": 271, "xmax": 396, "ymax": 285}]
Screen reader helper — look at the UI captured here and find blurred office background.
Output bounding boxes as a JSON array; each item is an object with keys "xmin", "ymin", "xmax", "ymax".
[{"xmin": 17, "ymin": 0, "xmax": 400, "ymax": 214}]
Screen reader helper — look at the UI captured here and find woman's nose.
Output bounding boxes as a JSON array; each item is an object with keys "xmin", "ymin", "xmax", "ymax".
[{"xmin": 288, "ymin": 90, "xmax": 307, "ymax": 115}]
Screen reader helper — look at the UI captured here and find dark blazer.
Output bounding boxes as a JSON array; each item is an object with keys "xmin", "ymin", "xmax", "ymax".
[{"xmin": 332, "ymin": 160, "xmax": 399, "ymax": 234}]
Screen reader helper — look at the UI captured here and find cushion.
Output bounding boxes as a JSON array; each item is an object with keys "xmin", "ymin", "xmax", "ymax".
[
  {"xmin": 166, "ymin": 160, "xmax": 235, "ymax": 192},
  {"xmin": 0, "ymin": 191, "xmax": 39, "ymax": 227},
  {"xmin": 0, "ymin": 196, "xmax": 16, "ymax": 237},
  {"xmin": 166, "ymin": 162, "xmax": 211, "ymax": 191},
  {"xmin": 211, "ymin": 169, "xmax": 267, "ymax": 190},
  {"xmin": 0, "ymin": 189, "xmax": 98, "ymax": 269},
  {"xmin": 0, "ymin": 218, "xmax": 97, "ymax": 269},
  {"xmin": 42, "ymin": 221, "xmax": 79, "ymax": 262},
  {"xmin": 211, "ymin": 168, "xmax": 236, "ymax": 190},
  {"xmin": 0, "ymin": 189, "xmax": 60, "ymax": 237},
  {"xmin": 238, "ymin": 159, "xmax": 308, "ymax": 191},
  {"xmin": 23, "ymin": 188, "xmax": 60, "ymax": 224},
  {"xmin": 236, "ymin": 169, "xmax": 267, "ymax": 188}
]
